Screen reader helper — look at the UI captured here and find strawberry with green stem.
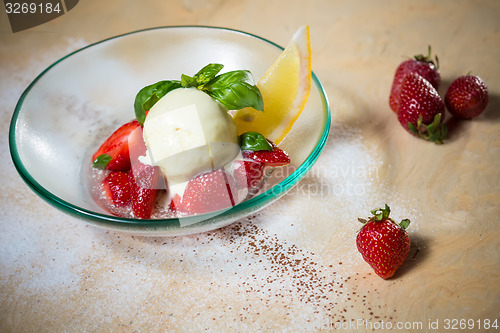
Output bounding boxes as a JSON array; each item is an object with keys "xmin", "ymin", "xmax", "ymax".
[
  {"xmin": 397, "ymin": 72, "xmax": 447, "ymax": 144},
  {"xmin": 356, "ymin": 205, "xmax": 411, "ymax": 279},
  {"xmin": 389, "ymin": 46, "xmax": 441, "ymax": 113}
]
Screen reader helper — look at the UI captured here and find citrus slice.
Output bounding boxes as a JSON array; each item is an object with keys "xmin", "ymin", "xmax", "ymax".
[{"xmin": 233, "ymin": 25, "xmax": 312, "ymax": 145}]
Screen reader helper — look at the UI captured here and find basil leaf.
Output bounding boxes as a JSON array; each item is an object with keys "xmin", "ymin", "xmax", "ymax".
[
  {"xmin": 207, "ymin": 81, "xmax": 264, "ymax": 111},
  {"xmin": 134, "ymin": 65, "xmax": 263, "ymax": 125},
  {"xmin": 194, "ymin": 63, "xmax": 224, "ymax": 86},
  {"xmin": 180, "ymin": 74, "xmax": 197, "ymax": 88},
  {"xmin": 134, "ymin": 80, "xmax": 181, "ymax": 124},
  {"xmin": 206, "ymin": 70, "xmax": 253, "ymax": 89},
  {"xmin": 239, "ymin": 131, "xmax": 273, "ymax": 151},
  {"xmin": 181, "ymin": 64, "xmax": 224, "ymax": 88},
  {"xmin": 205, "ymin": 70, "xmax": 263, "ymax": 111},
  {"xmin": 92, "ymin": 154, "xmax": 112, "ymax": 169}
]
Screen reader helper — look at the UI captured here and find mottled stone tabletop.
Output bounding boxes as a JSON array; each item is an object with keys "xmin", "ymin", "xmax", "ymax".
[{"xmin": 1, "ymin": 1, "xmax": 499, "ymax": 332}]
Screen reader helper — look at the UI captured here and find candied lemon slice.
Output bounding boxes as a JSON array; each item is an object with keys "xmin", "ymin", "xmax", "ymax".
[{"xmin": 233, "ymin": 25, "xmax": 311, "ymax": 144}]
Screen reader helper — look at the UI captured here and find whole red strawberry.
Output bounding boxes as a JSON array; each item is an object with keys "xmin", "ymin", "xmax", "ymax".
[
  {"xmin": 389, "ymin": 46, "xmax": 441, "ymax": 113},
  {"xmin": 356, "ymin": 205, "xmax": 411, "ymax": 279},
  {"xmin": 398, "ymin": 72, "xmax": 447, "ymax": 144},
  {"xmin": 445, "ymin": 74, "xmax": 489, "ymax": 119}
]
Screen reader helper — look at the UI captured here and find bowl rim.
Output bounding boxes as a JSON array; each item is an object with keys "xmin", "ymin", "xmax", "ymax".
[{"xmin": 9, "ymin": 25, "xmax": 331, "ymax": 231}]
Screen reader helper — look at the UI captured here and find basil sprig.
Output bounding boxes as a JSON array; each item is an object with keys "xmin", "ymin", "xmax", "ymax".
[
  {"xmin": 134, "ymin": 80, "xmax": 182, "ymax": 125},
  {"xmin": 181, "ymin": 63, "xmax": 224, "ymax": 88},
  {"xmin": 92, "ymin": 154, "xmax": 112, "ymax": 169},
  {"xmin": 133, "ymin": 63, "xmax": 263, "ymax": 125},
  {"xmin": 239, "ymin": 131, "xmax": 273, "ymax": 152},
  {"xmin": 203, "ymin": 70, "xmax": 264, "ymax": 112}
]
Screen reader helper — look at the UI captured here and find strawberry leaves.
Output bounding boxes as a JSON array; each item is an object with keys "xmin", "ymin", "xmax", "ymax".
[
  {"xmin": 413, "ymin": 45, "xmax": 439, "ymax": 70},
  {"xmin": 365, "ymin": 204, "xmax": 410, "ymax": 230},
  {"xmin": 407, "ymin": 114, "xmax": 448, "ymax": 144},
  {"xmin": 371, "ymin": 204, "xmax": 391, "ymax": 221}
]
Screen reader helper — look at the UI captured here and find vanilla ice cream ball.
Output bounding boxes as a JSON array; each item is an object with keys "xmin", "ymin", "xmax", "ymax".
[{"xmin": 141, "ymin": 87, "xmax": 239, "ymax": 185}]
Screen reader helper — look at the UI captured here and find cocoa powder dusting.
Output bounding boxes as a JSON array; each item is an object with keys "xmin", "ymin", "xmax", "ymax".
[{"xmin": 202, "ymin": 217, "xmax": 398, "ymax": 327}]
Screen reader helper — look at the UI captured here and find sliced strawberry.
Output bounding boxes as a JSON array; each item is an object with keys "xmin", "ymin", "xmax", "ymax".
[
  {"xmin": 169, "ymin": 193, "xmax": 183, "ymax": 213},
  {"xmin": 242, "ymin": 141, "xmax": 291, "ymax": 167},
  {"xmin": 233, "ymin": 160, "xmax": 265, "ymax": 192},
  {"xmin": 92, "ymin": 120, "xmax": 141, "ymax": 171},
  {"xmin": 181, "ymin": 169, "xmax": 238, "ymax": 215},
  {"xmin": 128, "ymin": 162, "xmax": 161, "ymax": 219},
  {"xmin": 127, "ymin": 123, "xmax": 147, "ymax": 158},
  {"xmin": 102, "ymin": 171, "xmax": 131, "ymax": 207}
]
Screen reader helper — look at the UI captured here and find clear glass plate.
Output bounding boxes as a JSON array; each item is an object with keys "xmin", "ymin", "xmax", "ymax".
[{"xmin": 9, "ymin": 26, "xmax": 330, "ymax": 236}]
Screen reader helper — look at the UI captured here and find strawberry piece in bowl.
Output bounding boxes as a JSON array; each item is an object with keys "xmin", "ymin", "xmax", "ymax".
[
  {"xmin": 233, "ymin": 160, "xmax": 266, "ymax": 194},
  {"xmin": 241, "ymin": 141, "xmax": 291, "ymax": 167},
  {"xmin": 179, "ymin": 169, "xmax": 239, "ymax": 215},
  {"xmin": 128, "ymin": 162, "xmax": 162, "ymax": 219},
  {"xmin": 102, "ymin": 171, "xmax": 131, "ymax": 207},
  {"xmin": 92, "ymin": 120, "xmax": 141, "ymax": 171}
]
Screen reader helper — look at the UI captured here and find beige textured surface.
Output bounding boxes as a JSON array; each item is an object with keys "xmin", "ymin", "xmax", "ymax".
[{"xmin": 1, "ymin": 0, "xmax": 499, "ymax": 332}]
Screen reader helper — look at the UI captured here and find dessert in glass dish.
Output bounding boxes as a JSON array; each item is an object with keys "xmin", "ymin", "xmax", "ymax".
[
  {"xmin": 88, "ymin": 63, "xmax": 292, "ymax": 219},
  {"xmin": 87, "ymin": 25, "xmax": 312, "ymax": 220}
]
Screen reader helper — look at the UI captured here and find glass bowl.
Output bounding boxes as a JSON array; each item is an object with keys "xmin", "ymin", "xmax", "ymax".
[{"xmin": 9, "ymin": 26, "xmax": 330, "ymax": 236}]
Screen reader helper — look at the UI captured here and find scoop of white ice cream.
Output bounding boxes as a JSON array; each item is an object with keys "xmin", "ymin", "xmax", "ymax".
[{"xmin": 141, "ymin": 87, "xmax": 239, "ymax": 185}]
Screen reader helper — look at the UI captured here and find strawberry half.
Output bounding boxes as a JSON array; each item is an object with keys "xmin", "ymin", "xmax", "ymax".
[
  {"xmin": 389, "ymin": 46, "xmax": 441, "ymax": 113},
  {"xmin": 233, "ymin": 160, "xmax": 265, "ymax": 193},
  {"xmin": 181, "ymin": 169, "xmax": 238, "ymax": 215},
  {"xmin": 128, "ymin": 162, "xmax": 161, "ymax": 219},
  {"xmin": 397, "ymin": 72, "xmax": 447, "ymax": 144},
  {"xmin": 242, "ymin": 141, "xmax": 291, "ymax": 167},
  {"xmin": 169, "ymin": 193, "xmax": 183, "ymax": 213},
  {"xmin": 356, "ymin": 205, "xmax": 411, "ymax": 279},
  {"xmin": 92, "ymin": 120, "xmax": 141, "ymax": 171},
  {"xmin": 445, "ymin": 74, "xmax": 489, "ymax": 119},
  {"xmin": 102, "ymin": 171, "xmax": 131, "ymax": 207}
]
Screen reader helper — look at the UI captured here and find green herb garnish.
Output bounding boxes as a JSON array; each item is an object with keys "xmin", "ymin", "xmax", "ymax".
[
  {"xmin": 134, "ymin": 80, "xmax": 182, "ymax": 125},
  {"xmin": 92, "ymin": 154, "xmax": 112, "ymax": 169},
  {"xmin": 133, "ymin": 63, "xmax": 263, "ymax": 125},
  {"xmin": 239, "ymin": 131, "xmax": 273, "ymax": 151}
]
